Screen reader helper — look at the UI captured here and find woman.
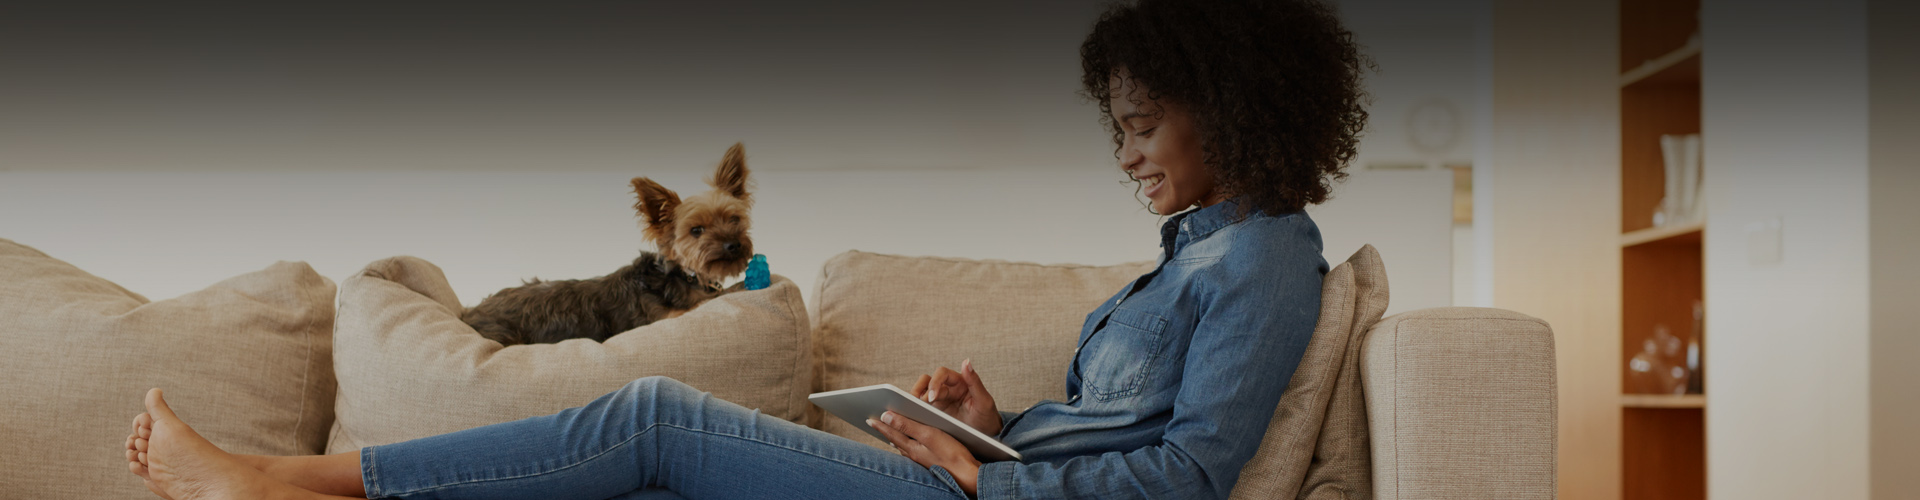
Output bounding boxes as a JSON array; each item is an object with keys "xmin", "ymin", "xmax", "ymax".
[{"xmin": 123, "ymin": 0, "xmax": 1367, "ymax": 498}]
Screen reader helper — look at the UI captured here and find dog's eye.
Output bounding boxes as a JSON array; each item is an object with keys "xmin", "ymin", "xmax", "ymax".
[
  {"xmin": 690, "ymin": 227, "xmax": 704, "ymax": 236},
  {"xmin": 731, "ymin": 216, "xmax": 741, "ymax": 224}
]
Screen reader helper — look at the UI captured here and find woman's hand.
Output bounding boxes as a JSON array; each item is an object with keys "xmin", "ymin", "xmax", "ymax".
[
  {"xmin": 911, "ymin": 359, "xmax": 1002, "ymax": 436},
  {"xmin": 869, "ymin": 411, "xmax": 982, "ymax": 497}
]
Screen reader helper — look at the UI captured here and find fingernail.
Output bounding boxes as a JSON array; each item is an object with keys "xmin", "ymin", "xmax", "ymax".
[
  {"xmin": 927, "ymin": 390, "xmax": 937, "ymax": 402},
  {"xmin": 964, "ymin": 359, "xmax": 974, "ymax": 373},
  {"xmin": 882, "ymin": 411, "xmax": 895, "ymax": 425},
  {"xmin": 866, "ymin": 418, "xmax": 882, "ymax": 428}
]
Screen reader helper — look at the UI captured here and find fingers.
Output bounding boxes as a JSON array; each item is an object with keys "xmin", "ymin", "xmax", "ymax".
[
  {"xmin": 962, "ymin": 358, "xmax": 987, "ymax": 392},
  {"xmin": 866, "ymin": 416, "xmax": 919, "ymax": 456},
  {"xmin": 927, "ymin": 367, "xmax": 962, "ymax": 403},
  {"xmin": 882, "ymin": 411, "xmax": 943, "ymax": 443},
  {"xmin": 912, "ymin": 374, "xmax": 932, "ymax": 399}
]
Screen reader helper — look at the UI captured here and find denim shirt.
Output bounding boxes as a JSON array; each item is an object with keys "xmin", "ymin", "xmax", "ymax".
[{"xmin": 976, "ymin": 199, "xmax": 1326, "ymax": 499}]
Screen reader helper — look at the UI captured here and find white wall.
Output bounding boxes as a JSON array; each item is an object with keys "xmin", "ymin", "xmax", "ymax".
[
  {"xmin": 1703, "ymin": 0, "xmax": 1873, "ymax": 497},
  {"xmin": 1334, "ymin": 0, "xmax": 1483, "ymax": 311},
  {"xmin": 1487, "ymin": 0, "xmax": 1621, "ymax": 498},
  {"xmin": 1308, "ymin": 167, "xmax": 1455, "ymax": 314}
]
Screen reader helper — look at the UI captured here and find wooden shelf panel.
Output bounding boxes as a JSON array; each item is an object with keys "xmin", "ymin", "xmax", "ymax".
[
  {"xmin": 1622, "ymin": 221, "xmax": 1705, "ymax": 247},
  {"xmin": 1623, "ymin": 407, "xmax": 1706, "ymax": 500},
  {"xmin": 1622, "ymin": 394, "xmax": 1706, "ymax": 408},
  {"xmin": 1622, "ymin": 37, "xmax": 1702, "ymax": 88}
]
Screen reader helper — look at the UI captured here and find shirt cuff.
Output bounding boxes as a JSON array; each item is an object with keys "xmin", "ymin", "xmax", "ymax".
[{"xmin": 976, "ymin": 460, "xmax": 1018, "ymax": 499}]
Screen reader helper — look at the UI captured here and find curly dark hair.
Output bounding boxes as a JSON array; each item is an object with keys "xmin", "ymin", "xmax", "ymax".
[{"xmin": 1081, "ymin": 0, "xmax": 1370, "ymax": 216}]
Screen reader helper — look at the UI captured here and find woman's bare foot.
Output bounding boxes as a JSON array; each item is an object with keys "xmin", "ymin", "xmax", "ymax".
[
  {"xmin": 127, "ymin": 388, "xmax": 343, "ymax": 500},
  {"xmin": 130, "ymin": 411, "xmax": 366, "ymax": 497}
]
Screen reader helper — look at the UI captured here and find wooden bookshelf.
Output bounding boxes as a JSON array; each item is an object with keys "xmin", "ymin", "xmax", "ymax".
[{"xmin": 1620, "ymin": 0, "xmax": 1706, "ymax": 499}]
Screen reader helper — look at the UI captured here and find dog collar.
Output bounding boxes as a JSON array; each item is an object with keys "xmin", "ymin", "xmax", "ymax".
[
  {"xmin": 681, "ymin": 268, "xmax": 723, "ymax": 293},
  {"xmin": 651, "ymin": 257, "xmax": 724, "ymax": 293}
]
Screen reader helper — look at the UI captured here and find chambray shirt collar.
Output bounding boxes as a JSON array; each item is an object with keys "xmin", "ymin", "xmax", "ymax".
[{"xmin": 1159, "ymin": 197, "xmax": 1250, "ymax": 258}]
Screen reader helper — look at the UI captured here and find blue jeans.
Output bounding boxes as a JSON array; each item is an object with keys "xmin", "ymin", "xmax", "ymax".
[{"xmin": 360, "ymin": 376, "xmax": 972, "ymax": 500}]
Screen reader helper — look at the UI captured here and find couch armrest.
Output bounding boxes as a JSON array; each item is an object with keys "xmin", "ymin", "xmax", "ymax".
[{"xmin": 1363, "ymin": 307, "xmax": 1558, "ymax": 499}]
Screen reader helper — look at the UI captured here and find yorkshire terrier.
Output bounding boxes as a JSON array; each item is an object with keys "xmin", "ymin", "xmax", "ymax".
[{"xmin": 461, "ymin": 143, "xmax": 756, "ymax": 345}]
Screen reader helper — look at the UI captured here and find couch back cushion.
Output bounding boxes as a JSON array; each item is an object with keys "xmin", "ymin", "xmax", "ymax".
[
  {"xmin": 327, "ymin": 256, "xmax": 812, "ymax": 453},
  {"xmin": 808, "ymin": 251, "xmax": 1154, "ymax": 447},
  {"xmin": 0, "ymin": 239, "xmax": 337, "ymax": 500}
]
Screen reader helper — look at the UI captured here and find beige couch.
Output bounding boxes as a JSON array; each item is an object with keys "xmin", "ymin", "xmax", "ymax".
[{"xmin": 1, "ymin": 238, "xmax": 1557, "ymax": 499}]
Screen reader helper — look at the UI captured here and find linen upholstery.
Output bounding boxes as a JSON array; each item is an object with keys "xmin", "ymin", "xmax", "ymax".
[
  {"xmin": 1230, "ymin": 244, "xmax": 1389, "ymax": 500},
  {"xmin": 1363, "ymin": 307, "xmax": 1558, "ymax": 499},
  {"xmin": 326, "ymin": 256, "xmax": 811, "ymax": 453},
  {"xmin": 808, "ymin": 250, "xmax": 1154, "ymax": 448},
  {"xmin": 0, "ymin": 239, "xmax": 337, "ymax": 500}
]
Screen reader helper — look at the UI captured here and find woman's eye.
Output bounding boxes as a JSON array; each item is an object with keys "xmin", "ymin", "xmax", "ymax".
[
  {"xmin": 1134, "ymin": 127, "xmax": 1156, "ymax": 137},
  {"xmin": 690, "ymin": 227, "xmax": 704, "ymax": 236}
]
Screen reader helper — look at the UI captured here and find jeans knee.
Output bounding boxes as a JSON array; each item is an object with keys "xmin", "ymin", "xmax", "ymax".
[{"xmin": 618, "ymin": 376, "xmax": 698, "ymax": 418}]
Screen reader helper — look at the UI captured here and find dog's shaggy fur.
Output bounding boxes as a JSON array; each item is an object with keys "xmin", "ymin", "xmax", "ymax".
[
  {"xmin": 459, "ymin": 254, "xmax": 732, "ymax": 345},
  {"xmin": 462, "ymin": 143, "xmax": 756, "ymax": 345}
]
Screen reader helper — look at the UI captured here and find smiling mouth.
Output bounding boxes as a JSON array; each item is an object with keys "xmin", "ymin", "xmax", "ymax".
[{"xmin": 1141, "ymin": 174, "xmax": 1165, "ymax": 193}]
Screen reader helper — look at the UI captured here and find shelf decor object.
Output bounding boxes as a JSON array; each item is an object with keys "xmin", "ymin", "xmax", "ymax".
[{"xmin": 1656, "ymin": 134, "xmax": 1703, "ymax": 227}]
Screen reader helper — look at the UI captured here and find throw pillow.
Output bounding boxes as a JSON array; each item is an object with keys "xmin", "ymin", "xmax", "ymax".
[
  {"xmin": 0, "ymin": 239, "xmax": 337, "ymax": 500},
  {"xmin": 326, "ymin": 256, "xmax": 812, "ymax": 453}
]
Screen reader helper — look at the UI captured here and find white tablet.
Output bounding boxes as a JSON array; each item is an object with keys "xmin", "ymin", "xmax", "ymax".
[{"xmin": 809, "ymin": 383, "xmax": 1022, "ymax": 462}]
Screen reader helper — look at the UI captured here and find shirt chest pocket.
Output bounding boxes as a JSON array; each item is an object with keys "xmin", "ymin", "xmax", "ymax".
[{"xmin": 1080, "ymin": 307, "xmax": 1171, "ymax": 401}]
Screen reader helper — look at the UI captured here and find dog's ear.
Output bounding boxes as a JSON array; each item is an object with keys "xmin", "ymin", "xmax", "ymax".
[
  {"xmin": 631, "ymin": 177, "xmax": 681, "ymax": 241},
  {"xmin": 708, "ymin": 142, "xmax": 752, "ymax": 202}
]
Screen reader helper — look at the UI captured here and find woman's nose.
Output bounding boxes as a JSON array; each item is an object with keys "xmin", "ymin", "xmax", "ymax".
[{"xmin": 1119, "ymin": 143, "xmax": 1144, "ymax": 171}]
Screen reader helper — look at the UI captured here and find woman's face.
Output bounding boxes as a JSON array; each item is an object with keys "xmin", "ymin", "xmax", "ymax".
[{"xmin": 1110, "ymin": 76, "xmax": 1223, "ymax": 215}]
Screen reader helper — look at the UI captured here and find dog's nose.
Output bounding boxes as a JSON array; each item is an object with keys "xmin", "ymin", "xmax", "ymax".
[{"xmin": 724, "ymin": 242, "xmax": 741, "ymax": 255}]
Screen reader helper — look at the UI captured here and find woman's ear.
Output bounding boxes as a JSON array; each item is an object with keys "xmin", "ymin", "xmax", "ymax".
[
  {"xmin": 709, "ymin": 142, "xmax": 752, "ymax": 203},
  {"xmin": 631, "ymin": 177, "xmax": 681, "ymax": 243}
]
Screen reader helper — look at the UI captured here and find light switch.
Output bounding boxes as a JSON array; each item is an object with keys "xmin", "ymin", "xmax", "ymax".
[{"xmin": 1746, "ymin": 217, "xmax": 1783, "ymax": 266}]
